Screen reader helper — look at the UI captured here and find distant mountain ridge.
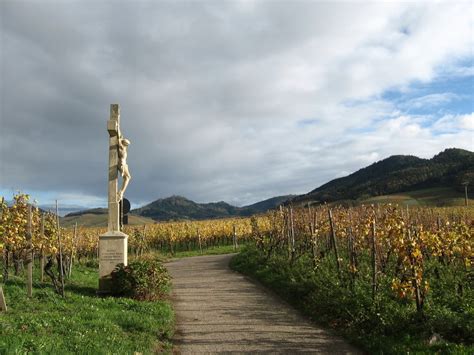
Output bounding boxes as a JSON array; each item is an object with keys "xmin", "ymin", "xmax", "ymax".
[
  {"xmin": 243, "ymin": 195, "xmax": 296, "ymax": 214},
  {"xmin": 292, "ymin": 148, "xmax": 473, "ymax": 205},
  {"xmin": 65, "ymin": 208, "xmax": 107, "ymax": 217},
  {"xmin": 132, "ymin": 195, "xmax": 296, "ymax": 221},
  {"xmin": 66, "ymin": 194, "xmax": 296, "ymax": 222},
  {"xmin": 132, "ymin": 196, "xmax": 239, "ymax": 220}
]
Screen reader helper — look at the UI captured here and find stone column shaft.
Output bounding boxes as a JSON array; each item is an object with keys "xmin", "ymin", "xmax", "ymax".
[{"xmin": 108, "ymin": 104, "xmax": 120, "ymax": 232}]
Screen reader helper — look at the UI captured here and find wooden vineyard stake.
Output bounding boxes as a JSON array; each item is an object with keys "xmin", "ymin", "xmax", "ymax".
[
  {"xmin": 2, "ymin": 248, "xmax": 8, "ymax": 283},
  {"xmin": 285, "ymin": 208, "xmax": 291, "ymax": 261},
  {"xmin": 142, "ymin": 224, "xmax": 147, "ymax": 256},
  {"xmin": 347, "ymin": 227, "xmax": 354, "ymax": 290},
  {"xmin": 197, "ymin": 228, "xmax": 203, "ymax": 255},
  {"xmin": 407, "ymin": 228, "xmax": 423, "ymax": 312},
  {"xmin": 371, "ymin": 219, "xmax": 377, "ymax": 302},
  {"xmin": 1, "ymin": 198, "xmax": 8, "ymax": 283},
  {"xmin": 56, "ymin": 201, "xmax": 65, "ymax": 297},
  {"xmin": 309, "ymin": 206, "xmax": 318, "ymax": 268},
  {"xmin": 69, "ymin": 222, "xmax": 78, "ymax": 278},
  {"xmin": 290, "ymin": 207, "xmax": 295, "ymax": 262},
  {"xmin": 26, "ymin": 204, "xmax": 33, "ymax": 297},
  {"xmin": 233, "ymin": 224, "xmax": 238, "ymax": 251},
  {"xmin": 0, "ymin": 286, "xmax": 7, "ymax": 312},
  {"xmin": 463, "ymin": 182, "xmax": 469, "ymax": 206},
  {"xmin": 347, "ymin": 209, "xmax": 357, "ymax": 290},
  {"xmin": 40, "ymin": 214, "xmax": 45, "ymax": 282},
  {"xmin": 328, "ymin": 209, "xmax": 341, "ymax": 280}
]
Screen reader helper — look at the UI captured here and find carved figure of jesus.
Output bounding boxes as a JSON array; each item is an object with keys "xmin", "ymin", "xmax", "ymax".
[{"xmin": 117, "ymin": 130, "xmax": 131, "ymax": 202}]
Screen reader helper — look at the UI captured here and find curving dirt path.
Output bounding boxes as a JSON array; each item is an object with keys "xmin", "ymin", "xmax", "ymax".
[{"xmin": 166, "ymin": 254, "xmax": 361, "ymax": 354}]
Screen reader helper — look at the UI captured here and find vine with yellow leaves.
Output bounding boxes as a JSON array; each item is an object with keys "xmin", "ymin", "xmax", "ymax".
[
  {"xmin": 1, "ymin": 192, "xmax": 472, "ymax": 312},
  {"xmin": 244, "ymin": 204, "xmax": 473, "ymax": 314}
]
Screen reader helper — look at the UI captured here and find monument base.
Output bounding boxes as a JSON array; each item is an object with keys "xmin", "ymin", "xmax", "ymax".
[{"xmin": 98, "ymin": 231, "xmax": 128, "ymax": 293}]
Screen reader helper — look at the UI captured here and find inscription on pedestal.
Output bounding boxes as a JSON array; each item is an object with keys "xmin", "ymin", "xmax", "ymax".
[
  {"xmin": 102, "ymin": 250, "xmax": 124, "ymax": 261},
  {"xmin": 100, "ymin": 248, "xmax": 125, "ymax": 272},
  {"xmin": 99, "ymin": 233, "xmax": 128, "ymax": 281}
]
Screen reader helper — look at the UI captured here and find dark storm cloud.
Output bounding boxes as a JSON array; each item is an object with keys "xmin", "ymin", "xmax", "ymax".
[{"xmin": 0, "ymin": 0, "xmax": 472, "ymax": 208}]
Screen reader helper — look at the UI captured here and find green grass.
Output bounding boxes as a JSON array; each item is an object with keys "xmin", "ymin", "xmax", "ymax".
[
  {"xmin": 0, "ymin": 263, "xmax": 174, "ymax": 354},
  {"xmin": 361, "ymin": 187, "xmax": 472, "ymax": 207},
  {"xmin": 230, "ymin": 246, "xmax": 474, "ymax": 354},
  {"xmin": 162, "ymin": 244, "xmax": 240, "ymax": 258},
  {"xmin": 129, "ymin": 244, "xmax": 243, "ymax": 262}
]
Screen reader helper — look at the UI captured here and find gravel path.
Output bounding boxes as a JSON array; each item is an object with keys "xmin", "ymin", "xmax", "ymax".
[{"xmin": 166, "ymin": 254, "xmax": 361, "ymax": 354}]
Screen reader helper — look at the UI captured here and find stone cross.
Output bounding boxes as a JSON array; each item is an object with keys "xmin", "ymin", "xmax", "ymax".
[
  {"xmin": 99, "ymin": 104, "xmax": 129, "ymax": 293},
  {"xmin": 107, "ymin": 104, "xmax": 121, "ymax": 232}
]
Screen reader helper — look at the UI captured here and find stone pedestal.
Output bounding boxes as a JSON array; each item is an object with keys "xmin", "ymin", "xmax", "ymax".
[{"xmin": 98, "ymin": 231, "xmax": 128, "ymax": 293}]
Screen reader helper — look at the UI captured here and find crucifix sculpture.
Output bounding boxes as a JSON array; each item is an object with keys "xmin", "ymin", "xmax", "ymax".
[
  {"xmin": 99, "ymin": 104, "xmax": 130, "ymax": 292},
  {"xmin": 106, "ymin": 104, "xmax": 131, "ymax": 231}
]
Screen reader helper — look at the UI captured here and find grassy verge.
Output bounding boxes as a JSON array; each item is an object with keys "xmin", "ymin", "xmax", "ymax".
[
  {"xmin": 360, "ymin": 187, "xmax": 473, "ymax": 207},
  {"xmin": 134, "ymin": 244, "xmax": 242, "ymax": 262},
  {"xmin": 230, "ymin": 246, "xmax": 473, "ymax": 354},
  {"xmin": 0, "ymin": 263, "xmax": 174, "ymax": 354},
  {"xmin": 164, "ymin": 244, "xmax": 240, "ymax": 258}
]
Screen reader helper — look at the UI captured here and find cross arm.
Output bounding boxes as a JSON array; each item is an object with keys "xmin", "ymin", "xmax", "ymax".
[{"xmin": 107, "ymin": 120, "xmax": 119, "ymax": 137}]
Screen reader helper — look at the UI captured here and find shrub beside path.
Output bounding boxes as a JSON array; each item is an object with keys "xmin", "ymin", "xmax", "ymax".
[{"xmin": 166, "ymin": 254, "xmax": 361, "ymax": 354}]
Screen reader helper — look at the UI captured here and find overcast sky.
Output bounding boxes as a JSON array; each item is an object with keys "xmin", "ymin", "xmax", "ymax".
[{"xmin": 0, "ymin": 0, "xmax": 473, "ymax": 211}]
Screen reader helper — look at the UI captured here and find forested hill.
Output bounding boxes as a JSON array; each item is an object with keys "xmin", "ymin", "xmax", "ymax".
[
  {"xmin": 132, "ymin": 196, "xmax": 239, "ymax": 220},
  {"xmin": 132, "ymin": 194, "xmax": 295, "ymax": 221},
  {"xmin": 242, "ymin": 195, "xmax": 297, "ymax": 214},
  {"xmin": 293, "ymin": 148, "xmax": 473, "ymax": 204}
]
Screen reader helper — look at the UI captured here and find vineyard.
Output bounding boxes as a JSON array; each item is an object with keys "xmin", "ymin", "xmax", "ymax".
[
  {"xmin": 0, "ymin": 194, "xmax": 254, "ymax": 287},
  {"xmin": 232, "ymin": 204, "xmax": 474, "ymax": 352},
  {"xmin": 250, "ymin": 203, "xmax": 473, "ymax": 310},
  {"xmin": 1, "ymin": 193, "xmax": 473, "ymax": 351},
  {"xmin": 1, "ymin": 193, "xmax": 472, "ymax": 303}
]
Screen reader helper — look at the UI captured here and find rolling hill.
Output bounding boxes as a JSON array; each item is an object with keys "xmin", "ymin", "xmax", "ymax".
[
  {"xmin": 292, "ymin": 148, "xmax": 473, "ymax": 206},
  {"xmin": 62, "ymin": 194, "xmax": 295, "ymax": 225},
  {"xmin": 241, "ymin": 195, "xmax": 297, "ymax": 214},
  {"xmin": 132, "ymin": 194, "xmax": 295, "ymax": 221},
  {"xmin": 132, "ymin": 195, "xmax": 240, "ymax": 221}
]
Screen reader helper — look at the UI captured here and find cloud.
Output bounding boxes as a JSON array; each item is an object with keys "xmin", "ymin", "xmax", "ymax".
[
  {"xmin": 459, "ymin": 113, "xmax": 474, "ymax": 131},
  {"xmin": 0, "ymin": 0, "xmax": 473, "ymax": 208},
  {"xmin": 432, "ymin": 113, "xmax": 474, "ymax": 133},
  {"xmin": 403, "ymin": 93, "xmax": 460, "ymax": 110}
]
